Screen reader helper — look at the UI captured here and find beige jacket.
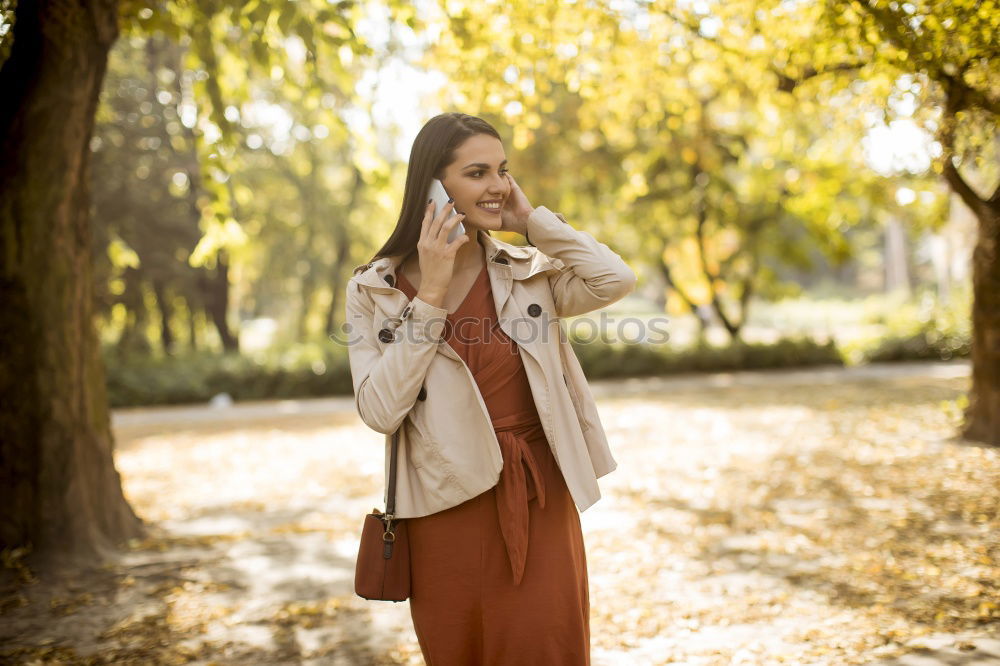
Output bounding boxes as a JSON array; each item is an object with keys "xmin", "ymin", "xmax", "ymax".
[{"xmin": 344, "ymin": 205, "xmax": 637, "ymax": 518}]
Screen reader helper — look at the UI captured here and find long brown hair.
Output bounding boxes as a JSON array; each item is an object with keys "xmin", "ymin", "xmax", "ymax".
[{"xmin": 357, "ymin": 113, "xmax": 502, "ymax": 273}]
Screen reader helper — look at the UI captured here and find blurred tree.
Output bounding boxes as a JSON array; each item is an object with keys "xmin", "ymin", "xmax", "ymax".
[
  {"xmin": 755, "ymin": 0, "xmax": 1000, "ymax": 446},
  {"xmin": 92, "ymin": 34, "xmax": 215, "ymax": 357},
  {"xmin": 832, "ymin": 0, "xmax": 1000, "ymax": 446},
  {"xmin": 0, "ymin": 0, "xmax": 390, "ymax": 566},
  {"xmin": 0, "ymin": 0, "xmax": 142, "ymax": 568},
  {"xmin": 427, "ymin": 0, "xmax": 996, "ymax": 442},
  {"xmin": 722, "ymin": 0, "xmax": 998, "ymax": 443},
  {"xmin": 423, "ymin": 0, "xmax": 884, "ymax": 342},
  {"xmin": 225, "ymin": 46, "xmax": 390, "ymax": 345},
  {"xmin": 93, "ymin": 1, "xmax": 402, "ymax": 352}
]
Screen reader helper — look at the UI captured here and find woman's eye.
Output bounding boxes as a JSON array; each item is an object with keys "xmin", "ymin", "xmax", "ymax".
[{"xmin": 471, "ymin": 168, "xmax": 510, "ymax": 178}]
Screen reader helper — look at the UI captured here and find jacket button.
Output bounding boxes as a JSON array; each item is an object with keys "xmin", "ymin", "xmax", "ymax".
[
  {"xmin": 384, "ymin": 274, "xmax": 395, "ymax": 287},
  {"xmin": 417, "ymin": 386, "xmax": 427, "ymax": 401},
  {"xmin": 527, "ymin": 303, "xmax": 542, "ymax": 317},
  {"xmin": 378, "ymin": 328, "xmax": 395, "ymax": 343},
  {"xmin": 495, "ymin": 256, "xmax": 509, "ymax": 265}
]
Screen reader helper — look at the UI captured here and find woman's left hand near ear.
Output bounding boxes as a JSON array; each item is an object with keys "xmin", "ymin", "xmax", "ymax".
[{"xmin": 500, "ymin": 173, "xmax": 535, "ymax": 237}]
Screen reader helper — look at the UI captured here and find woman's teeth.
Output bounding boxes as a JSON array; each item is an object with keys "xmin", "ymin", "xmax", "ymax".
[{"xmin": 477, "ymin": 202, "xmax": 501, "ymax": 213}]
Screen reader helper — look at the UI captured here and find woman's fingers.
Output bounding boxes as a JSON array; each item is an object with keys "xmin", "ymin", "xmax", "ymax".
[
  {"xmin": 430, "ymin": 200, "xmax": 456, "ymax": 239},
  {"xmin": 420, "ymin": 200, "xmax": 434, "ymax": 242},
  {"xmin": 441, "ymin": 211, "xmax": 466, "ymax": 246}
]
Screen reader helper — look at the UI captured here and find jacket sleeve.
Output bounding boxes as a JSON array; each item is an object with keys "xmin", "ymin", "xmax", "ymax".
[
  {"xmin": 525, "ymin": 205, "xmax": 638, "ymax": 318},
  {"xmin": 344, "ymin": 280, "xmax": 449, "ymax": 434}
]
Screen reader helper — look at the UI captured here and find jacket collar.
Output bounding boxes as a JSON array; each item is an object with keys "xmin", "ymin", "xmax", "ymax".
[{"xmin": 350, "ymin": 228, "xmax": 554, "ymax": 293}]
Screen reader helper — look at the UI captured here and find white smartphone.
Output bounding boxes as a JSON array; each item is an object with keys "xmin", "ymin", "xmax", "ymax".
[{"xmin": 427, "ymin": 178, "xmax": 466, "ymax": 243}]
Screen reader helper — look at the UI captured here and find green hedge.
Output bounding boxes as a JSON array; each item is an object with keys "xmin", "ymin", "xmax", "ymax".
[
  {"xmin": 857, "ymin": 323, "xmax": 971, "ymax": 363},
  {"xmin": 103, "ymin": 335, "xmax": 844, "ymax": 408},
  {"xmin": 839, "ymin": 290, "xmax": 972, "ymax": 364},
  {"xmin": 105, "ymin": 288, "xmax": 974, "ymax": 407},
  {"xmin": 104, "ymin": 347, "xmax": 354, "ymax": 408},
  {"xmin": 569, "ymin": 335, "xmax": 843, "ymax": 380}
]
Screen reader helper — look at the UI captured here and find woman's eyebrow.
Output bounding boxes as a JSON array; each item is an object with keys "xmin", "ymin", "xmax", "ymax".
[{"xmin": 462, "ymin": 159, "xmax": 508, "ymax": 169}]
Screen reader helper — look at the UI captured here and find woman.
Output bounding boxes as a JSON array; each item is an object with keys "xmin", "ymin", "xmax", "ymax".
[{"xmin": 345, "ymin": 112, "xmax": 636, "ymax": 665}]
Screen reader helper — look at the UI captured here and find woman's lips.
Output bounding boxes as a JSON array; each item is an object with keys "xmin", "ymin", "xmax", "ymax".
[{"xmin": 476, "ymin": 203, "xmax": 501, "ymax": 214}]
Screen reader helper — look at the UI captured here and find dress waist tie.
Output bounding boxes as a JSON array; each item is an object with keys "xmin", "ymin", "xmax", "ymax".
[{"xmin": 491, "ymin": 409, "xmax": 548, "ymax": 586}]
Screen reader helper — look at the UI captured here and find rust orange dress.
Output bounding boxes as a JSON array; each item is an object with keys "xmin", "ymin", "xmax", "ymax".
[{"xmin": 396, "ymin": 262, "xmax": 591, "ymax": 665}]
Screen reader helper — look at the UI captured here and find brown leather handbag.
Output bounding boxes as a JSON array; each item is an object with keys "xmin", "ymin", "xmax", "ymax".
[{"xmin": 354, "ymin": 426, "xmax": 410, "ymax": 602}]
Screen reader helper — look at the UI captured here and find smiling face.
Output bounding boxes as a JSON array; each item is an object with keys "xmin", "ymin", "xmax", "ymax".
[{"xmin": 438, "ymin": 133, "xmax": 510, "ymax": 232}]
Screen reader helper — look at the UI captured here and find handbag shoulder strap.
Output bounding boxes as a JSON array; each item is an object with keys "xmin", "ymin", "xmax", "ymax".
[{"xmin": 385, "ymin": 427, "xmax": 400, "ymax": 516}]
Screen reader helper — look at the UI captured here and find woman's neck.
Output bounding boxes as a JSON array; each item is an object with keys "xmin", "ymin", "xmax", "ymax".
[{"xmin": 451, "ymin": 229, "xmax": 486, "ymax": 273}]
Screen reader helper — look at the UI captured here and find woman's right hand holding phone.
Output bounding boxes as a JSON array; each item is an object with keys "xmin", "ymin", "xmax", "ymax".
[{"xmin": 416, "ymin": 199, "xmax": 468, "ymax": 308}]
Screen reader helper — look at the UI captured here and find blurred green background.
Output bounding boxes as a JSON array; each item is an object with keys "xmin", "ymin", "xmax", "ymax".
[{"xmin": 72, "ymin": 0, "xmax": 994, "ymax": 407}]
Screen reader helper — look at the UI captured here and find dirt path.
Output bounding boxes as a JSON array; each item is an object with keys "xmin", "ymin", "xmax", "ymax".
[{"xmin": 1, "ymin": 360, "xmax": 996, "ymax": 664}]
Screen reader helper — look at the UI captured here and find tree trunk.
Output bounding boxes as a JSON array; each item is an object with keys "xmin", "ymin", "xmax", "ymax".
[
  {"xmin": 883, "ymin": 215, "xmax": 911, "ymax": 295},
  {"xmin": 962, "ymin": 202, "xmax": 1000, "ymax": 446},
  {"xmin": 656, "ymin": 257, "xmax": 710, "ymax": 338},
  {"xmin": 0, "ymin": 0, "xmax": 145, "ymax": 568},
  {"xmin": 326, "ymin": 233, "xmax": 350, "ymax": 336},
  {"xmin": 116, "ymin": 266, "xmax": 153, "ymax": 356},
  {"xmin": 937, "ymin": 102, "xmax": 1000, "ymax": 447},
  {"xmin": 204, "ymin": 250, "xmax": 238, "ymax": 352},
  {"xmin": 189, "ymin": 304, "xmax": 200, "ymax": 351},
  {"xmin": 151, "ymin": 278, "xmax": 175, "ymax": 355},
  {"xmin": 325, "ymin": 227, "xmax": 351, "ymax": 336}
]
